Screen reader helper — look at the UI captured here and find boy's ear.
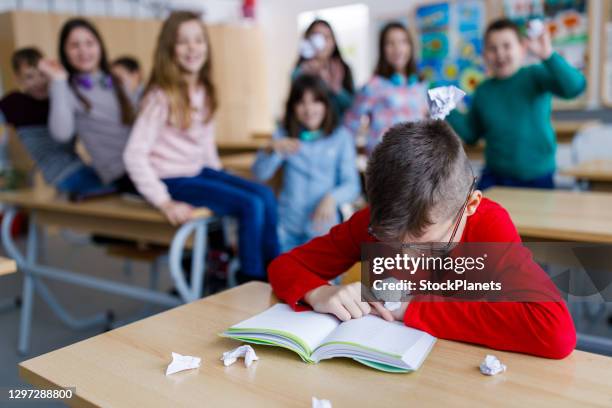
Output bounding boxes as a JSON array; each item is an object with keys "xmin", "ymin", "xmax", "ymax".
[{"xmin": 465, "ymin": 190, "xmax": 482, "ymax": 217}]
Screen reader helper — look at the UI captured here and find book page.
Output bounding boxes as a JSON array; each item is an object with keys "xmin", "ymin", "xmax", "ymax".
[
  {"xmin": 319, "ymin": 315, "xmax": 434, "ymax": 359},
  {"xmin": 229, "ymin": 304, "xmax": 339, "ymax": 353}
]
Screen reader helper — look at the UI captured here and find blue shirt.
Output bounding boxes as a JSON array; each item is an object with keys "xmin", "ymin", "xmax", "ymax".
[{"xmin": 252, "ymin": 126, "xmax": 361, "ymax": 238}]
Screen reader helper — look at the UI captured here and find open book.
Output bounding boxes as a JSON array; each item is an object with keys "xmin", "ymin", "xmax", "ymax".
[{"xmin": 222, "ymin": 304, "xmax": 436, "ymax": 373}]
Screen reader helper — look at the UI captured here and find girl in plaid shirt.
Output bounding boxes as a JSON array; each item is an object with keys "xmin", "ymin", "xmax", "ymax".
[{"xmin": 344, "ymin": 22, "xmax": 429, "ymax": 155}]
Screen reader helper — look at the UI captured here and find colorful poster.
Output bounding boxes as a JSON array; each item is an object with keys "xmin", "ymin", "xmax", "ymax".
[{"xmin": 415, "ymin": 1, "xmax": 486, "ymax": 105}]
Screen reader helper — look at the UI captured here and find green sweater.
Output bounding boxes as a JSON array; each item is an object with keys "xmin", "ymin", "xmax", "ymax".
[{"xmin": 447, "ymin": 52, "xmax": 586, "ymax": 181}]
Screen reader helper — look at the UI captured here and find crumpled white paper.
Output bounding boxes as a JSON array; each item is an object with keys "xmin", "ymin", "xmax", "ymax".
[
  {"xmin": 312, "ymin": 397, "xmax": 333, "ymax": 408},
  {"xmin": 383, "ymin": 301, "xmax": 402, "ymax": 311},
  {"xmin": 165, "ymin": 352, "xmax": 201, "ymax": 376},
  {"xmin": 527, "ymin": 19, "xmax": 545, "ymax": 39},
  {"xmin": 427, "ymin": 86, "xmax": 466, "ymax": 120},
  {"xmin": 300, "ymin": 33, "xmax": 326, "ymax": 59},
  {"xmin": 221, "ymin": 345, "xmax": 259, "ymax": 367},
  {"xmin": 479, "ymin": 354, "xmax": 507, "ymax": 376}
]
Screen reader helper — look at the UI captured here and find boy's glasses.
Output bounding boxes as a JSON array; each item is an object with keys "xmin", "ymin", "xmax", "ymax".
[{"xmin": 369, "ymin": 176, "xmax": 477, "ymax": 257}]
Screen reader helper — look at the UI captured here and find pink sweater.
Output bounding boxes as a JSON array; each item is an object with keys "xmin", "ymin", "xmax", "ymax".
[{"xmin": 123, "ymin": 88, "xmax": 221, "ymax": 207}]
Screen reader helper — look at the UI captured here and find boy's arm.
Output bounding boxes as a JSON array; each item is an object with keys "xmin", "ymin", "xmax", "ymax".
[
  {"xmin": 48, "ymin": 79, "xmax": 77, "ymax": 142},
  {"xmin": 446, "ymin": 96, "xmax": 483, "ymax": 145},
  {"xmin": 404, "ymin": 298, "xmax": 575, "ymax": 359},
  {"xmin": 329, "ymin": 130, "xmax": 361, "ymax": 205},
  {"xmin": 534, "ymin": 52, "xmax": 586, "ymax": 99},
  {"xmin": 403, "ymin": 207, "xmax": 576, "ymax": 359},
  {"xmin": 268, "ymin": 208, "xmax": 370, "ymax": 309}
]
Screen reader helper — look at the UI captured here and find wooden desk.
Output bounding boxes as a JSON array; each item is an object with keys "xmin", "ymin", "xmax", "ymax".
[
  {"xmin": 221, "ymin": 153, "xmax": 256, "ymax": 178},
  {"xmin": 0, "ymin": 190, "xmax": 212, "ymax": 246},
  {"xmin": 0, "ymin": 256, "xmax": 17, "ymax": 276},
  {"xmin": 217, "ymin": 137, "xmax": 269, "ymax": 155},
  {"xmin": 552, "ymin": 120, "xmax": 601, "ymax": 143},
  {"xmin": 560, "ymin": 160, "xmax": 612, "ymax": 191},
  {"xmin": 19, "ymin": 282, "xmax": 612, "ymax": 407},
  {"xmin": 0, "ymin": 191, "xmax": 220, "ymax": 354},
  {"xmin": 485, "ymin": 187, "xmax": 612, "ymax": 243}
]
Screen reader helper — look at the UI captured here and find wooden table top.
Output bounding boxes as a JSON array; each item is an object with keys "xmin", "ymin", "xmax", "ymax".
[
  {"xmin": 221, "ymin": 153, "xmax": 256, "ymax": 173},
  {"xmin": 0, "ymin": 256, "xmax": 17, "ymax": 276},
  {"xmin": 560, "ymin": 160, "xmax": 612, "ymax": 182},
  {"xmin": 0, "ymin": 190, "xmax": 212, "ymax": 224},
  {"xmin": 19, "ymin": 282, "xmax": 612, "ymax": 407},
  {"xmin": 486, "ymin": 187, "xmax": 612, "ymax": 243}
]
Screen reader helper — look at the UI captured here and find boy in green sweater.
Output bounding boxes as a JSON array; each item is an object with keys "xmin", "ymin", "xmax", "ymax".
[{"xmin": 447, "ymin": 18, "xmax": 586, "ymax": 190}]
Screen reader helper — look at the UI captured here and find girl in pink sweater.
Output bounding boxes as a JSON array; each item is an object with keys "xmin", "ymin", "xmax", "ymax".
[{"xmin": 123, "ymin": 11, "xmax": 279, "ymax": 279}]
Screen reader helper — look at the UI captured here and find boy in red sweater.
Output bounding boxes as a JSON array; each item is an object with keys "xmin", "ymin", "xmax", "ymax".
[{"xmin": 268, "ymin": 120, "xmax": 576, "ymax": 359}]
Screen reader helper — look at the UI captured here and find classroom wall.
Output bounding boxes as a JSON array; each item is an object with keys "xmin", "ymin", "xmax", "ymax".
[
  {"xmin": 258, "ymin": 0, "xmax": 610, "ymax": 120},
  {"xmin": 0, "ymin": 10, "xmax": 272, "ymax": 142}
]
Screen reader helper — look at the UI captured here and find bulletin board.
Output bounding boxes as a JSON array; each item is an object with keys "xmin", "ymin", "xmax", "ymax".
[
  {"xmin": 412, "ymin": 0, "xmax": 491, "ymax": 106},
  {"xmin": 602, "ymin": 0, "xmax": 612, "ymax": 107},
  {"xmin": 502, "ymin": 0, "xmax": 594, "ymax": 109}
]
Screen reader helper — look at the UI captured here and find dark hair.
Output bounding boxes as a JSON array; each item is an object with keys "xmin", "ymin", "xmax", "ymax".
[
  {"xmin": 366, "ymin": 120, "xmax": 473, "ymax": 240},
  {"xmin": 111, "ymin": 56, "xmax": 141, "ymax": 73},
  {"xmin": 296, "ymin": 19, "xmax": 355, "ymax": 95},
  {"xmin": 58, "ymin": 18, "xmax": 135, "ymax": 125},
  {"xmin": 283, "ymin": 74, "xmax": 338, "ymax": 139},
  {"xmin": 11, "ymin": 47, "xmax": 43, "ymax": 73},
  {"xmin": 374, "ymin": 22, "xmax": 421, "ymax": 80},
  {"xmin": 484, "ymin": 18, "xmax": 521, "ymax": 45}
]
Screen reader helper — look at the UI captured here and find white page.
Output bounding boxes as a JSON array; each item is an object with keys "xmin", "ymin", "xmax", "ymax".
[
  {"xmin": 229, "ymin": 304, "xmax": 339, "ymax": 353},
  {"xmin": 318, "ymin": 315, "xmax": 435, "ymax": 359}
]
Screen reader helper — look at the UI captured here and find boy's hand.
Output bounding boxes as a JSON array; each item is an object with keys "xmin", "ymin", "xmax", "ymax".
[
  {"xmin": 271, "ymin": 138, "xmax": 300, "ymax": 155},
  {"xmin": 370, "ymin": 301, "xmax": 410, "ymax": 322},
  {"xmin": 526, "ymin": 29, "xmax": 553, "ymax": 61},
  {"xmin": 160, "ymin": 200, "xmax": 194, "ymax": 226},
  {"xmin": 304, "ymin": 282, "xmax": 394, "ymax": 322},
  {"xmin": 312, "ymin": 194, "xmax": 336, "ymax": 228},
  {"xmin": 38, "ymin": 59, "xmax": 68, "ymax": 81}
]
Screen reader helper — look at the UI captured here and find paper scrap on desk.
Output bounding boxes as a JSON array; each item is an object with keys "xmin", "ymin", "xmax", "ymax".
[
  {"xmin": 384, "ymin": 301, "xmax": 401, "ymax": 311},
  {"xmin": 527, "ymin": 19, "xmax": 545, "ymax": 39},
  {"xmin": 165, "ymin": 352, "xmax": 201, "ymax": 376},
  {"xmin": 221, "ymin": 345, "xmax": 259, "ymax": 367},
  {"xmin": 479, "ymin": 354, "xmax": 506, "ymax": 376},
  {"xmin": 312, "ymin": 397, "xmax": 332, "ymax": 408},
  {"xmin": 427, "ymin": 86, "xmax": 466, "ymax": 120}
]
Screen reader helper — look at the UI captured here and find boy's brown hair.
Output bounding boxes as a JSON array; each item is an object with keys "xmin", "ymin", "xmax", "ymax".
[
  {"xmin": 11, "ymin": 47, "xmax": 43, "ymax": 73},
  {"xmin": 366, "ymin": 120, "xmax": 473, "ymax": 241},
  {"xmin": 484, "ymin": 18, "xmax": 522, "ymax": 45}
]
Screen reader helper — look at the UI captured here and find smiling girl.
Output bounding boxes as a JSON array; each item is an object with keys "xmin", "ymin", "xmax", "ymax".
[
  {"xmin": 344, "ymin": 22, "xmax": 429, "ymax": 155},
  {"xmin": 40, "ymin": 18, "xmax": 137, "ymax": 194},
  {"xmin": 253, "ymin": 74, "xmax": 360, "ymax": 252},
  {"xmin": 124, "ymin": 11, "xmax": 279, "ymax": 280}
]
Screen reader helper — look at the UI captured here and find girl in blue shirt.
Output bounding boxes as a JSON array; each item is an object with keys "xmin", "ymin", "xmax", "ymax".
[{"xmin": 253, "ymin": 74, "xmax": 361, "ymax": 252}]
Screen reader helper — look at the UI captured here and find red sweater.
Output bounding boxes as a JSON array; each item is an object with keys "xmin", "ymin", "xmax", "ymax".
[{"xmin": 268, "ymin": 198, "xmax": 576, "ymax": 359}]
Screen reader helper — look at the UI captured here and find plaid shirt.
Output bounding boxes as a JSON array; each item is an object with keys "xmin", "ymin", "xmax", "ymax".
[{"xmin": 344, "ymin": 75, "xmax": 429, "ymax": 154}]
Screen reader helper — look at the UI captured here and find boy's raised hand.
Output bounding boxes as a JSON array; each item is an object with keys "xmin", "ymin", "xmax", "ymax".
[
  {"xmin": 526, "ymin": 29, "xmax": 553, "ymax": 61},
  {"xmin": 304, "ymin": 282, "xmax": 395, "ymax": 322},
  {"xmin": 37, "ymin": 59, "xmax": 68, "ymax": 81}
]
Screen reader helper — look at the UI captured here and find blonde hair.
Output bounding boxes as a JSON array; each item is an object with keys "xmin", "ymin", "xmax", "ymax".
[{"xmin": 146, "ymin": 11, "xmax": 217, "ymax": 129}]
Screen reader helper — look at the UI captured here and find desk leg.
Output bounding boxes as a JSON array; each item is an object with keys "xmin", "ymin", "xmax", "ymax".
[{"xmin": 169, "ymin": 217, "xmax": 214, "ymax": 302}]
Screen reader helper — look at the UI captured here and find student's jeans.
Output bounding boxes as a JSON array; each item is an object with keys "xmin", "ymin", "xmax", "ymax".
[
  {"xmin": 477, "ymin": 168, "xmax": 555, "ymax": 191},
  {"xmin": 56, "ymin": 165, "xmax": 137, "ymax": 198},
  {"xmin": 163, "ymin": 167, "xmax": 280, "ymax": 279}
]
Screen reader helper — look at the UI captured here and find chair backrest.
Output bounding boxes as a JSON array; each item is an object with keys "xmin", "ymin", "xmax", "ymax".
[{"xmin": 571, "ymin": 125, "xmax": 612, "ymax": 164}]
